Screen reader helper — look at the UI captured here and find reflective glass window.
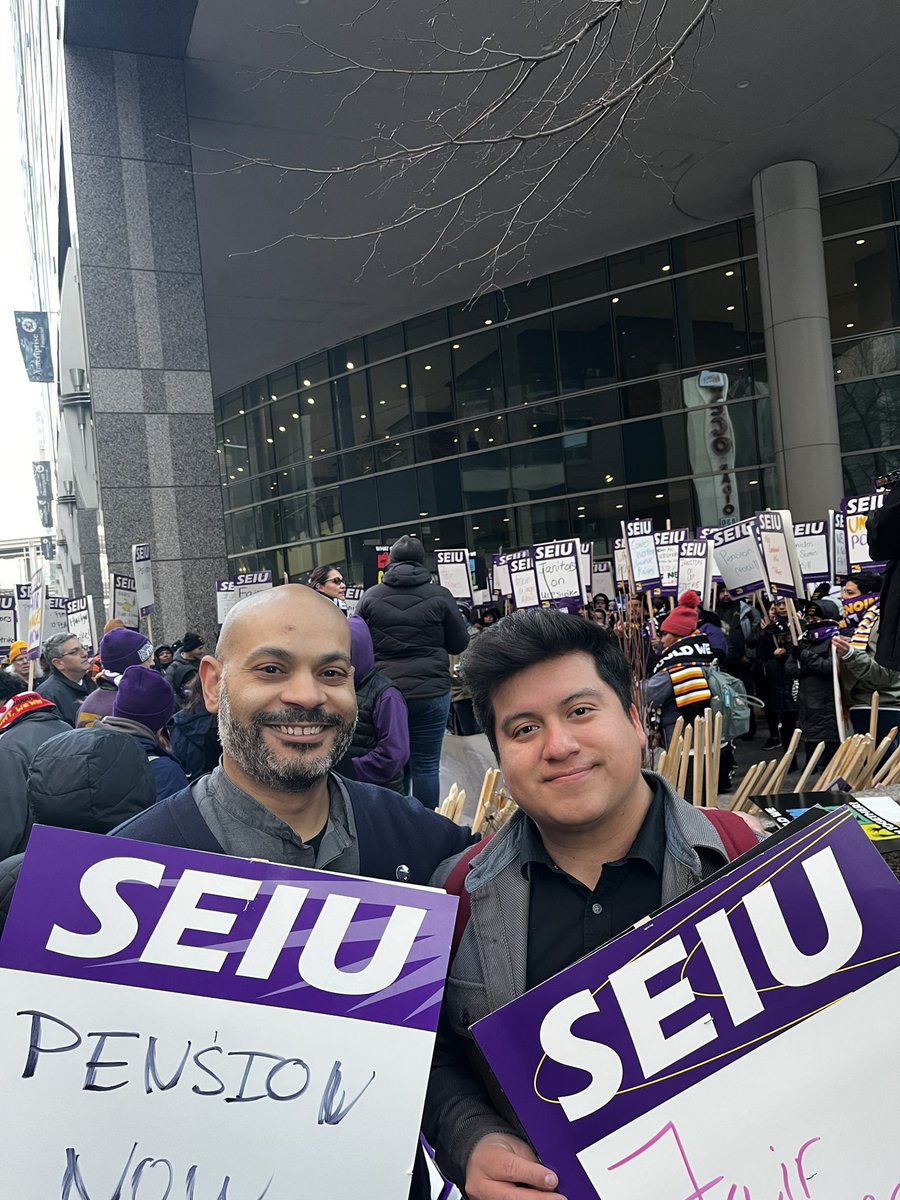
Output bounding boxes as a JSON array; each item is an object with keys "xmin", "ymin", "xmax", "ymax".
[
  {"xmin": 670, "ymin": 224, "xmax": 740, "ymax": 272},
  {"xmin": 410, "ymin": 345, "xmax": 453, "ymax": 428},
  {"xmin": 568, "ymin": 490, "xmax": 627, "ymax": 554},
  {"xmin": 271, "ymin": 393, "xmax": 306, "ymax": 467},
  {"xmin": 246, "ymin": 406, "xmax": 275, "ymax": 476},
  {"xmin": 499, "ymin": 276, "xmax": 551, "ymax": 319},
  {"xmin": 510, "ymin": 439, "xmax": 566, "ymax": 502},
  {"xmin": 743, "ymin": 259, "xmax": 766, "ymax": 356},
  {"xmin": 467, "ymin": 509, "xmax": 522, "ymax": 557},
  {"xmin": 281, "ymin": 495, "xmax": 311, "ymax": 544},
  {"xmin": 306, "ymin": 453, "xmax": 340, "ymax": 489},
  {"xmin": 821, "ymin": 185, "xmax": 893, "ymax": 237},
  {"xmin": 365, "ymin": 324, "xmax": 405, "ymax": 363},
  {"xmin": 333, "ymin": 370, "xmax": 372, "ymax": 452},
  {"xmin": 507, "ymin": 402, "xmax": 560, "ymax": 443},
  {"xmin": 556, "ymin": 299, "xmax": 615, "ymax": 392},
  {"xmin": 313, "ymin": 538, "xmax": 348, "ymax": 573},
  {"xmin": 378, "ymin": 469, "xmax": 420, "ymax": 525},
  {"xmin": 843, "ymin": 450, "xmax": 900, "ymax": 496},
  {"xmin": 459, "ymin": 418, "xmax": 503, "ymax": 453},
  {"xmin": 837, "ymin": 375, "xmax": 900, "ymax": 453},
  {"xmin": 417, "ymin": 460, "xmax": 463, "ymax": 518},
  {"xmin": 227, "ymin": 509, "xmax": 259, "ymax": 555},
  {"xmin": 415, "ymin": 423, "xmax": 461, "ymax": 462},
  {"xmin": 341, "ymin": 478, "xmax": 379, "ymax": 533},
  {"xmin": 257, "ymin": 499, "xmax": 284, "ymax": 548},
  {"xmin": 329, "ymin": 339, "xmax": 365, "ymax": 378},
  {"xmin": 218, "ymin": 388, "xmax": 243, "ymax": 422},
  {"xmin": 460, "ymin": 448, "xmax": 512, "ymax": 509},
  {"xmin": 565, "ymin": 426, "xmax": 624, "ymax": 494},
  {"xmin": 285, "ymin": 543, "xmax": 315, "ymax": 580},
  {"xmin": 310, "ymin": 489, "xmax": 343, "ymax": 538},
  {"xmin": 560, "ymin": 388, "xmax": 620, "ymax": 430},
  {"xmin": 608, "ymin": 241, "xmax": 671, "ymax": 289},
  {"xmin": 613, "ymin": 283, "xmax": 678, "ymax": 380},
  {"xmin": 833, "ymin": 332, "xmax": 900, "ymax": 382},
  {"xmin": 300, "ymin": 378, "xmax": 337, "ymax": 458},
  {"xmin": 376, "ymin": 436, "xmax": 413, "ymax": 472},
  {"xmin": 419, "ymin": 515, "xmax": 467, "ymax": 552},
  {"xmin": 675, "ymin": 265, "xmax": 749, "ymax": 366},
  {"xmin": 623, "ymin": 414, "xmax": 692, "ymax": 486},
  {"xmin": 268, "ymin": 365, "xmax": 298, "ymax": 404},
  {"xmin": 370, "ymin": 357, "xmax": 411, "ymax": 440},
  {"xmin": 515, "ymin": 500, "xmax": 571, "ymax": 547},
  {"xmin": 242, "ymin": 379, "xmax": 269, "ymax": 412},
  {"xmin": 501, "ymin": 315, "xmax": 557, "ymax": 406},
  {"xmin": 453, "ymin": 331, "xmax": 503, "ymax": 421},
  {"xmin": 825, "ymin": 228, "xmax": 900, "ymax": 339},
  {"xmin": 222, "ymin": 478, "xmax": 255, "ymax": 510},
  {"xmin": 296, "ymin": 352, "xmax": 329, "ymax": 387},
  {"xmin": 221, "ymin": 416, "xmax": 250, "ymax": 481},
  {"xmin": 551, "ymin": 259, "xmax": 608, "ymax": 305},
  {"xmin": 450, "ymin": 294, "xmax": 498, "ymax": 336},
  {"xmin": 405, "ymin": 310, "xmax": 449, "ymax": 350},
  {"xmin": 627, "ymin": 479, "xmax": 694, "ymax": 529}
]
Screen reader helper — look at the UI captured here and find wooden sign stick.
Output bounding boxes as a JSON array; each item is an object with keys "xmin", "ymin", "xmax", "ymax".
[
  {"xmin": 794, "ymin": 742, "xmax": 825, "ymax": 792},
  {"xmin": 770, "ymin": 728, "xmax": 802, "ymax": 794},
  {"xmin": 729, "ymin": 761, "xmax": 765, "ymax": 811},
  {"xmin": 866, "ymin": 727, "xmax": 898, "ymax": 783},
  {"xmin": 676, "ymin": 723, "xmax": 693, "ymax": 796},
  {"xmin": 692, "ymin": 715, "xmax": 705, "ymax": 808},
  {"xmin": 872, "ymin": 741, "xmax": 900, "ymax": 785},
  {"xmin": 704, "ymin": 715, "xmax": 715, "ymax": 808}
]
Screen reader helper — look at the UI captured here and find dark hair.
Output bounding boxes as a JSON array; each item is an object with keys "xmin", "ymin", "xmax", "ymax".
[
  {"xmin": 461, "ymin": 608, "xmax": 633, "ymax": 755},
  {"xmin": 309, "ymin": 564, "xmax": 341, "ymax": 589},
  {"xmin": 0, "ymin": 673, "xmax": 26, "ymax": 703},
  {"xmin": 844, "ymin": 572, "xmax": 882, "ymax": 594}
]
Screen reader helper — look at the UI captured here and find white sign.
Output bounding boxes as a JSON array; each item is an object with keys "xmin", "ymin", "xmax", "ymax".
[
  {"xmin": 492, "ymin": 556, "xmax": 513, "ymax": 599},
  {"xmin": 435, "ymin": 549, "xmax": 474, "ymax": 602},
  {"xmin": 613, "ymin": 538, "xmax": 631, "ymax": 591},
  {"xmin": 233, "ymin": 570, "xmax": 274, "ymax": 600},
  {"xmin": 793, "ymin": 520, "xmax": 831, "ymax": 584},
  {"xmin": 110, "ymin": 573, "xmax": 139, "ymax": 630},
  {"xmin": 843, "ymin": 492, "xmax": 887, "ymax": 573},
  {"xmin": 533, "ymin": 541, "xmax": 582, "ymax": 602},
  {"xmin": 66, "ymin": 597, "xmax": 97, "ymax": 654},
  {"xmin": 830, "ymin": 509, "xmax": 849, "ymax": 580},
  {"xmin": 344, "ymin": 586, "xmax": 364, "ymax": 617},
  {"xmin": 0, "ymin": 593, "xmax": 16, "ymax": 648},
  {"xmin": 591, "ymin": 560, "xmax": 614, "ymax": 600},
  {"xmin": 653, "ymin": 528, "xmax": 690, "ymax": 596},
  {"xmin": 216, "ymin": 579, "xmax": 236, "ymax": 625},
  {"xmin": 0, "ymin": 827, "xmax": 457, "ymax": 1200},
  {"xmin": 15, "ymin": 584, "xmax": 30, "ymax": 643},
  {"xmin": 46, "ymin": 596, "xmax": 69, "ymax": 639},
  {"xmin": 508, "ymin": 550, "xmax": 540, "ymax": 609},
  {"xmin": 26, "ymin": 568, "xmax": 44, "ymax": 661},
  {"xmin": 131, "ymin": 543, "xmax": 154, "ymax": 618},
  {"xmin": 712, "ymin": 519, "xmax": 768, "ymax": 596},
  {"xmin": 756, "ymin": 510, "xmax": 804, "ymax": 597},
  {"xmin": 676, "ymin": 541, "xmax": 714, "ymax": 609},
  {"xmin": 578, "ymin": 543, "xmax": 592, "ymax": 602},
  {"xmin": 622, "ymin": 519, "xmax": 661, "ymax": 593}
]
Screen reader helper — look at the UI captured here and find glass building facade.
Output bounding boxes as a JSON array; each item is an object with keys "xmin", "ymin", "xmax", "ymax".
[{"xmin": 215, "ymin": 181, "xmax": 900, "ymax": 583}]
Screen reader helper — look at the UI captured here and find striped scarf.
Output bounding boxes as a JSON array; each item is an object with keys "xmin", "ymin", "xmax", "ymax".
[
  {"xmin": 654, "ymin": 634, "xmax": 715, "ymax": 709},
  {"xmin": 849, "ymin": 603, "xmax": 879, "ymax": 653}
]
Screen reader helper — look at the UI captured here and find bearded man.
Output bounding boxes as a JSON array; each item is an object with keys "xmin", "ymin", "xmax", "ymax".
[{"xmin": 112, "ymin": 585, "xmax": 472, "ymax": 885}]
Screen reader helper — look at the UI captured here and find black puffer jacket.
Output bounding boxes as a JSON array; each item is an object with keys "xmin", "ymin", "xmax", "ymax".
[
  {"xmin": 868, "ymin": 478, "xmax": 900, "ymax": 671},
  {"xmin": 786, "ymin": 639, "xmax": 839, "ymax": 743},
  {"xmin": 758, "ymin": 624, "xmax": 798, "ymax": 713},
  {"xmin": 357, "ymin": 562, "xmax": 470, "ymax": 700}
]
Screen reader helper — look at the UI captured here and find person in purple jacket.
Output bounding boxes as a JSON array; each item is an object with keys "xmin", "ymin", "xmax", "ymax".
[{"xmin": 334, "ymin": 616, "xmax": 410, "ymax": 793}]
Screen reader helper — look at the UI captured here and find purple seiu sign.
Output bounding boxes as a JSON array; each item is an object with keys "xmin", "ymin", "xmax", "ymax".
[
  {"xmin": 0, "ymin": 826, "xmax": 457, "ymax": 1199},
  {"xmin": 473, "ymin": 811, "xmax": 900, "ymax": 1200}
]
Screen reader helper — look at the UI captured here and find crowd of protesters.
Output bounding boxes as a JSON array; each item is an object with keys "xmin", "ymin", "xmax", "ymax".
[{"xmin": 1, "ymin": 499, "xmax": 899, "ymax": 1199}]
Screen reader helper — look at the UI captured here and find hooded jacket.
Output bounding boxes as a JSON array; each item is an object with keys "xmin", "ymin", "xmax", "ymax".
[
  {"xmin": 356, "ymin": 561, "xmax": 469, "ymax": 699},
  {"xmin": 0, "ymin": 726, "xmax": 158, "ymax": 931},
  {"xmin": 0, "ymin": 698, "xmax": 72, "ymax": 858},
  {"xmin": 36, "ymin": 669, "xmax": 96, "ymax": 727},
  {"xmin": 867, "ymin": 481, "xmax": 900, "ymax": 671},
  {"xmin": 99, "ymin": 715, "xmax": 190, "ymax": 801},
  {"xmin": 339, "ymin": 616, "xmax": 409, "ymax": 791}
]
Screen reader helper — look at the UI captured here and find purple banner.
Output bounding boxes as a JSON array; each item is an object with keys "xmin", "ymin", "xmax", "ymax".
[
  {"xmin": 473, "ymin": 811, "xmax": 900, "ymax": 1199},
  {"xmin": 1, "ymin": 826, "xmax": 457, "ymax": 1034}
]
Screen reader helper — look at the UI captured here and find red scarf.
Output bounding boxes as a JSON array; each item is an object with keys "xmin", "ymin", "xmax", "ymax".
[{"xmin": 0, "ymin": 691, "xmax": 57, "ymax": 733}]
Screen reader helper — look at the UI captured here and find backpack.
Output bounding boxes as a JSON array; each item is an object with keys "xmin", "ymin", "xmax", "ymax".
[
  {"xmin": 445, "ymin": 808, "xmax": 758, "ymax": 959},
  {"xmin": 704, "ymin": 665, "xmax": 752, "ymax": 740}
]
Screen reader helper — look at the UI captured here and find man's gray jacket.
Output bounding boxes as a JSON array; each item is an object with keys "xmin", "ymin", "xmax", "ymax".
[{"xmin": 422, "ymin": 771, "xmax": 741, "ymax": 1188}]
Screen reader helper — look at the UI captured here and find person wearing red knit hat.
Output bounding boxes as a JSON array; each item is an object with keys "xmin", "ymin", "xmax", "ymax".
[{"xmin": 645, "ymin": 591, "xmax": 735, "ymax": 791}]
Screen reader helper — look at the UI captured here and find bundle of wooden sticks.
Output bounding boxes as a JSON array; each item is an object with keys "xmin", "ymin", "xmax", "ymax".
[{"xmin": 437, "ymin": 768, "xmax": 517, "ymax": 834}]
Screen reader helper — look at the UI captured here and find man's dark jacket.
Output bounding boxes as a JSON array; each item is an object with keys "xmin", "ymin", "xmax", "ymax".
[
  {"xmin": 868, "ymin": 478, "xmax": 900, "ymax": 670},
  {"xmin": 0, "ymin": 707, "xmax": 71, "ymax": 857},
  {"xmin": 165, "ymin": 651, "xmax": 199, "ymax": 704},
  {"xmin": 36, "ymin": 669, "xmax": 96, "ymax": 726},
  {"xmin": 356, "ymin": 562, "xmax": 469, "ymax": 700},
  {"xmin": 110, "ymin": 774, "xmax": 475, "ymax": 887}
]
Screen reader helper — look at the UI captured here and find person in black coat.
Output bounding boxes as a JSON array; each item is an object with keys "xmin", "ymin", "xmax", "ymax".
[
  {"xmin": 868, "ymin": 475, "xmax": 900, "ymax": 671},
  {"xmin": 786, "ymin": 599, "xmax": 841, "ymax": 773},
  {"xmin": 356, "ymin": 536, "xmax": 469, "ymax": 809},
  {"xmin": 0, "ymin": 674, "xmax": 72, "ymax": 858},
  {"xmin": 758, "ymin": 598, "xmax": 799, "ymax": 763}
]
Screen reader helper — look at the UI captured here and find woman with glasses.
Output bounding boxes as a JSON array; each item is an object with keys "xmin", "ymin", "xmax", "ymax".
[{"xmin": 309, "ymin": 565, "xmax": 348, "ymax": 613}]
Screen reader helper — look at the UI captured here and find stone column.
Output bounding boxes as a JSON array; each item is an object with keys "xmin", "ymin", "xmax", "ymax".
[
  {"xmin": 65, "ymin": 45, "xmax": 227, "ymax": 644},
  {"xmin": 752, "ymin": 161, "xmax": 844, "ymax": 521}
]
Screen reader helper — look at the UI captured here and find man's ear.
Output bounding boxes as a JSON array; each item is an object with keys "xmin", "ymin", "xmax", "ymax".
[
  {"xmin": 629, "ymin": 703, "xmax": 647, "ymax": 749},
  {"xmin": 199, "ymin": 655, "xmax": 223, "ymax": 714}
]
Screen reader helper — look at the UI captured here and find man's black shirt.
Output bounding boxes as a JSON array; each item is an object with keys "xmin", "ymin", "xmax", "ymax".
[{"xmin": 523, "ymin": 783, "xmax": 666, "ymax": 990}]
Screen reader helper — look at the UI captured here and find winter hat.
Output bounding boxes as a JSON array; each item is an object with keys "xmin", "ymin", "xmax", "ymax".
[
  {"xmin": 102, "ymin": 618, "xmax": 126, "ymax": 634},
  {"xmin": 113, "ymin": 664, "xmax": 176, "ymax": 732},
  {"xmin": 806, "ymin": 599, "xmax": 841, "ymax": 622},
  {"xmin": 388, "ymin": 535, "xmax": 426, "ymax": 565},
  {"xmin": 661, "ymin": 591, "xmax": 701, "ymax": 637},
  {"xmin": 8, "ymin": 641, "xmax": 27, "ymax": 663},
  {"xmin": 181, "ymin": 632, "xmax": 204, "ymax": 653},
  {"xmin": 100, "ymin": 627, "xmax": 153, "ymax": 674}
]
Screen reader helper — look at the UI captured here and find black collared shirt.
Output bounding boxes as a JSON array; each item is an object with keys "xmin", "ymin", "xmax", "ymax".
[{"xmin": 524, "ymin": 783, "xmax": 666, "ymax": 990}]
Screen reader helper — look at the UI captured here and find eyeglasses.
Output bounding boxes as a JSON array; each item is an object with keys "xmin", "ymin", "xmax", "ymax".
[
  {"xmin": 327, "ymin": 576, "xmax": 345, "ymax": 585},
  {"xmin": 62, "ymin": 647, "xmax": 87, "ymax": 658}
]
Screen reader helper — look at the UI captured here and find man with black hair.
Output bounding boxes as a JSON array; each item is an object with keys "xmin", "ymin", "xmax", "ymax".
[{"xmin": 423, "ymin": 608, "xmax": 761, "ymax": 1200}]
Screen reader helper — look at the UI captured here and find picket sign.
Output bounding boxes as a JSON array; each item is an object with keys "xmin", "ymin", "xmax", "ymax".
[
  {"xmin": 533, "ymin": 541, "xmax": 583, "ymax": 605},
  {"xmin": 591, "ymin": 560, "xmax": 614, "ymax": 601},
  {"xmin": 621, "ymin": 520, "xmax": 661, "ymax": 593},
  {"xmin": 842, "ymin": 492, "xmax": 887, "ymax": 573},
  {"xmin": 793, "ymin": 520, "xmax": 831, "ymax": 584},
  {"xmin": 508, "ymin": 548, "xmax": 540, "ymax": 609},
  {"xmin": 675, "ymin": 541, "xmax": 715, "ymax": 609},
  {"xmin": 26, "ymin": 567, "xmax": 44, "ymax": 661},
  {"xmin": 613, "ymin": 538, "xmax": 631, "ymax": 592},
  {"xmin": 0, "ymin": 826, "xmax": 457, "ymax": 1200},
  {"xmin": 132, "ymin": 544, "xmax": 155, "ymax": 620},
  {"xmin": 343, "ymin": 586, "xmax": 364, "ymax": 617},
  {"xmin": 756, "ymin": 510, "xmax": 804, "ymax": 598},
  {"xmin": 110, "ymin": 574, "xmax": 139, "ymax": 630},
  {"xmin": 711, "ymin": 519, "xmax": 768, "ymax": 597},
  {"xmin": 492, "ymin": 554, "xmax": 513, "ymax": 599},
  {"xmin": 474, "ymin": 810, "xmax": 900, "ymax": 1200},
  {"xmin": 65, "ymin": 597, "xmax": 97, "ymax": 655},
  {"xmin": 0, "ymin": 593, "xmax": 16, "ymax": 650},
  {"xmin": 15, "ymin": 584, "xmax": 31, "ymax": 645},
  {"xmin": 435, "ymin": 549, "xmax": 474, "ymax": 602},
  {"xmin": 830, "ymin": 509, "xmax": 849, "ymax": 579},
  {"xmin": 653, "ymin": 528, "xmax": 690, "ymax": 597}
]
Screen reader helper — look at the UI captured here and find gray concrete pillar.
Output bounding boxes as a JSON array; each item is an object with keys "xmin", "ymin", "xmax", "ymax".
[
  {"xmin": 752, "ymin": 161, "xmax": 844, "ymax": 521},
  {"xmin": 65, "ymin": 45, "xmax": 227, "ymax": 645}
]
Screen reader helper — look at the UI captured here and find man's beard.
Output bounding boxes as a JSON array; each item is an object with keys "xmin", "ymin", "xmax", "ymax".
[{"xmin": 217, "ymin": 687, "xmax": 357, "ymax": 792}]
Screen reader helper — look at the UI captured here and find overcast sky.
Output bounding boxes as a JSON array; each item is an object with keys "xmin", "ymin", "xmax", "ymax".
[{"xmin": 0, "ymin": 7, "xmax": 50, "ymax": 543}]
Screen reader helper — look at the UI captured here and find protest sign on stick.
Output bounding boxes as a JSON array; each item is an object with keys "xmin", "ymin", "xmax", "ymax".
[
  {"xmin": 46, "ymin": 596, "xmax": 69, "ymax": 639},
  {"xmin": 26, "ymin": 568, "xmax": 44, "ymax": 683},
  {"xmin": 675, "ymin": 540, "xmax": 714, "ymax": 609},
  {"xmin": 492, "ymin": 554, "xmax": 513, "ymax": 599},
  {"xmin": 830, "ymin": 508, "xmax": 849, "ymax": 579},
  {"xmin": 508, "ymin": 549, "xmax": 540, "ymax": 609},
  {"xmin": 653, "ymin": 528, "xmax": 689, "ymax": 597},
  {"xmin": 612, "ymin": 538, "xmax": 631, "ymax": 592},
  {"xmin": 0, "ymin": 593, "xmax": 16, "ymax": 651},
  {"xmin": 711, "ymin": 519, "xmax": 768, "ymax": 597},
  {"xmin": 132, "ymin": 543, "xmax": 155, "ymax": 639},
  {"xmin": 435, "ymin": 549, "xmax": 474, "ymax": 602},
  {"xmin": 534, "ymin": 541, "xmax": 583, "ymax": 608},
  {"xmin": 233, "ymin": 570, "xmax": 274, "ymax": 601},
  {"xmin": 0, "ymin": 826, "xmax": 457, "ymax": 1200},
  {"xmin": 15, "ymin": 583, "xmax": 31, "ymax": 644},
  {"xmin": 793, "ymin": 519, "xmax": 831, "ymax": 588},
  {"xmin": 65, "ymin": 596, "xmax": 97, "ymax": 655},
  {"xmin": 343, "ymin": 586, "xmax": 364, "ymax": 617},
  {"xmin": 474, "ymin": 810, "xmax": 900, "ymax": 1200},
  {"xmin": 215, "ymin": 579, "xmax": 236, "ymax": 626},
  {"xmin": 756, "ymin": 510, "xmax": 804, "ymax": 598},
  {"xmin": 621, "ymin": 520, "xmax": 661, "ymax": 593},
  {"xmin": 843, "ymin": 492, "xmax": 887, "ymax": 573},
  {"xmin": 110, "ymin": 573, "xmax": 139, "ymax": 629},
  {"xmin": 591, "ymin": 560, "xmax": 614, "ymax": 601}
]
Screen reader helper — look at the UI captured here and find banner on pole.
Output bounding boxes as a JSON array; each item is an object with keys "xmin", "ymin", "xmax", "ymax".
[
  {"xmin": 0, "ymin": 826, "xmax": 457, "ymax": 1200},
  {"xmin": 473, "ymin": 810, "xmax": 900, "ymax": 1200},
  {"xmin": 66, "ymin": 596, "xmax": 97, "ymax": 654},
  {"xmin": 131, "ymin": 544, "xmax": 155, "ymax": 619},
  {"xmin": 435, "ymin": 550, "xmax": 474, "ymax": 602},
  {"xmin": 110, "ymin": 574, "xmax": 139, "ymax": 630},
  {"xmin": 14, "ymin": 312, "xmax": 54, "ymax": 382}
]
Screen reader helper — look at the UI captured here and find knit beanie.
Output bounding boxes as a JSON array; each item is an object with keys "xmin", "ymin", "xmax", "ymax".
[
  {"xmin": 8, "ymin": 641, "xmax": 27, "ymax": 664},
  {"xmin": 100, "ymin": 628, "xmax": 154, "ymax": 674},
  {"xmin": 113, "ymin": 664, "xmax": 176, "ymax": 732},
  {"xmin": 103, "ymin": 618, "xmax": 126, "ymax": 635},
  {"xmin": 661, "ymin": 591, "xmax": 701, "ymax": 637},
  {"xmin": 388, "ymin": 535, "xmax": 426, "ymax": 565}
]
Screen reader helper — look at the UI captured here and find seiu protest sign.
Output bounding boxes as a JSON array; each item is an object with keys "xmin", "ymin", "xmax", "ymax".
[
  {"xmin": 0, "ymin": 827, "xmax": 457, "ymax": 1199},
  {"xmin": 474, "ymin": 810, "xmax": 900, "ymax": 1200}
]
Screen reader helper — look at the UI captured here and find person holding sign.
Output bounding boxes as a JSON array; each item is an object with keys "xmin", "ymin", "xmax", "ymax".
[
  {"xmin": 423, "ymin": 610, "xmax": 760, "ymax": 1199},
  {"xmin": 833, "ymin": 573, "xmax": 900, "ymax": 709}
]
